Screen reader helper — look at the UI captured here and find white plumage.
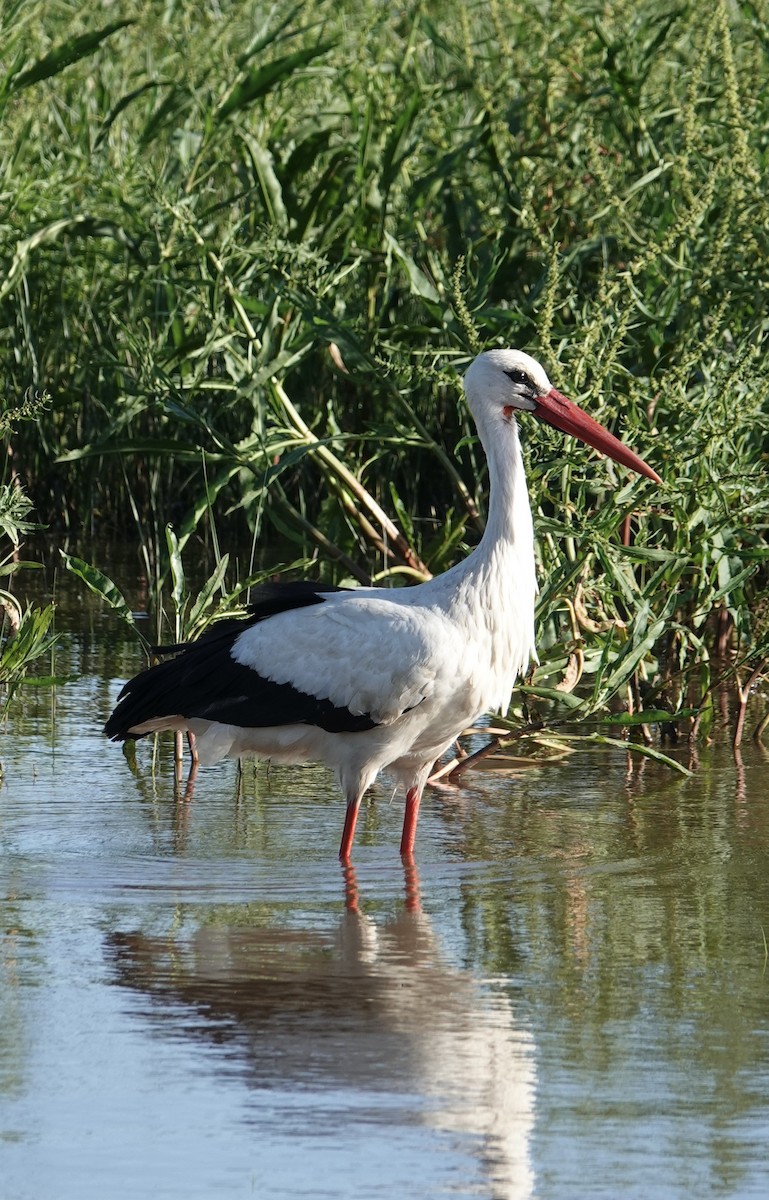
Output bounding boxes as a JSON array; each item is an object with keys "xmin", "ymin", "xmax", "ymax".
[{"xmin": 106, "ymin": 349, "xmax": 660, "ymax": 858}]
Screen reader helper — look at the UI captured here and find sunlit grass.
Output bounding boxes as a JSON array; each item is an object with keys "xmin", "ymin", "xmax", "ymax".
[{"xmin": 1, "ymin": 0, "xmax": 768, "ymax": 741}]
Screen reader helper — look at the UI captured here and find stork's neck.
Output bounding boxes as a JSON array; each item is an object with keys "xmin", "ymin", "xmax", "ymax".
[
  {"xmin": 437, "ymin": 411, "xmax": 537, "ymax": 709},
  {"xmin": 418, "ymin": 410, "xmax": 536, "ymax": 616},
  {"xmin": 471, "ymin": 412, "xmax": 535, "ymax": 574}
]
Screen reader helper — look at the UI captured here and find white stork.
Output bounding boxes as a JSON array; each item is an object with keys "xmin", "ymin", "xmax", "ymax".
[{"xmin": 105, "ymin": 349, "xmax": 660, "ymax": 859}]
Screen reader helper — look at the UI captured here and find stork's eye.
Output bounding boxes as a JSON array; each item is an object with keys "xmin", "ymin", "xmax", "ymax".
[{"xmin": 504, "ymin": 368, "xmax": 532, "ymax": 388}]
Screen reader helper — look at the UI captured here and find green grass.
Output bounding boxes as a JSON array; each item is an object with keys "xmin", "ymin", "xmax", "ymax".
[{"xmin": 2, "ymin": 0, "xmax": 768, "ymax": 742}]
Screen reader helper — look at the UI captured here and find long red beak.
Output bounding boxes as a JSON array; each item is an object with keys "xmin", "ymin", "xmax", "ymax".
[{"xmin": 534, "ymin": 388, "xmax": 662, "ymax": 484}]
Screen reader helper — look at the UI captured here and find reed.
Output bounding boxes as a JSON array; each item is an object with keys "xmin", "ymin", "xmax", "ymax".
[{"xmin": 1, "ymin": 0, "xmax": 767, "ymax": 743}]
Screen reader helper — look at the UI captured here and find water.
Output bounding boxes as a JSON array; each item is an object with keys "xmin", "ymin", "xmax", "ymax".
[{"xmin": 2, "ymin": 607, "xmax": 769, "ymax": 1198}]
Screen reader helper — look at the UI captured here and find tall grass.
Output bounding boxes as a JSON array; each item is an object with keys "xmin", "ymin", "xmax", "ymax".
[
  {"xmin": 1, "ymin": 386, "xmax": 54, "ymax": 688},
  {"xmin": 2, "ymin": 0, "xmax": 768, "ymax": 741}
]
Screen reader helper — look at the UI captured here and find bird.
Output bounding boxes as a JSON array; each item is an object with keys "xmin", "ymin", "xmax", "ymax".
[{"xmin": 105, "ymin": 349, "xmax": 661, "ymax": 860}]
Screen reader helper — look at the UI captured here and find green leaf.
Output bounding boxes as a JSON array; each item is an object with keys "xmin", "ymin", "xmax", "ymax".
[
  {"xmin": 56, "ymin": 440, "xmax": 211, "ymax": 464},
  {"xmin": 215, "ymin": 42, "xmax": 335, "ymax": 122},
  {"xmin": 0, "ymin": 605, "xmax": 56, "ymax": 685},
  {"xmin": 94, "ymin": 80, "xmax": 167, "ymax": 149},
  {"xmin": 60, "ymin": 553, "xmax": 139, "ymax": 633},
  {"xmin": 708, "ymin": 562, "xmax": 759, "ymax": 605},
  {"xmin": 235, "ymin": 4, "xmax": 308, "ymax": 66},
  {"xmin": 0, "ymin": 217, "xmax": 139, "ymax": 305},
  {"xmin": 175, "ymin": 466, "xmax": 243, "ymax": 553},
  {"xmin": 540, "ymin": 729, "xmax": 692, "ymax": 775},
  {"xmin": 5, "ymin": 20, "xmax": 133, "ymax": 95},
  {"xmin": 189, "ymin": 555, "xmax": 230, "ymax": 629},
  {"xmin": 379, "ymin": 91, "xmax": 422, "ymax": 195},
  {"xmin": 518, "ymin": 685, "xmax": 586, "ymax": 710},
  {"xmin": 139, "ymin": 83, "xmax": 190, "ymax": 147},
  {"xmin": 595, "ymin": 708, "xmax": 698, "ymax": 725},
  {"xmin": 614, "ymin": 543, "xmax": 680, "ymax": 563},
  {"xmin": 238, "ymin": 133, "xmax": 288, "ymax": 228},
  {"xmin": 579, "ymin": 733, "xmax": 693, "ymax": 776},
  {"xmin": 165, "ymin": 526, "xmax": 185, "ymax": 616},
  {"xmin": 384, "ymin": 232, "xmax": 441, "ymax": 303},
  {"xmin": 388, "ymin": 482, "xmax": 414, "ymax": 542}
]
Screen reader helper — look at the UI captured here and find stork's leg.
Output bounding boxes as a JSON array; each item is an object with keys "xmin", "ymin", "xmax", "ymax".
[
  {"xmin": 339, "ymin": 798, "xmax": 360, "ymax": 861},
  {"xmin": 400, "ymin": 784, "xmax": 423, "ymax": 859}
]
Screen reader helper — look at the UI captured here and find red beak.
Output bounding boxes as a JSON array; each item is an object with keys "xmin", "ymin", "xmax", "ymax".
[{"xmin": 534, "ymin": 388, "xmax": 662, "ymax": 484}]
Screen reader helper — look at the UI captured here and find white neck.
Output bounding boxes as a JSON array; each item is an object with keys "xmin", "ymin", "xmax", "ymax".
[
  {"xmin": 475, "ymin": 411, "xmax": 534, "ymax": 560},
  {"xmin": 429, "ymin": 410, "xmax": 538, "ymax": 710}
]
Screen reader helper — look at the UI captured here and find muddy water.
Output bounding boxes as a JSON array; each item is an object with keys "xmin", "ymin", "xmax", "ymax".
[{"xmin": 2, "ymin": 607, "xmax": 769, "ymax": 1199}]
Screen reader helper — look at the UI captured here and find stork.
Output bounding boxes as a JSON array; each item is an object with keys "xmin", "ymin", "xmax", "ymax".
[{"xmin": 105, "ymin": 350, "xmax": 660, "ymax": 860}]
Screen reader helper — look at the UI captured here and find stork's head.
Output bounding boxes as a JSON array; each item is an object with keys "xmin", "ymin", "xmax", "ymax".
[{"xmin": 463, "ymin": 348, "xmax": 661, "ymax": 484}]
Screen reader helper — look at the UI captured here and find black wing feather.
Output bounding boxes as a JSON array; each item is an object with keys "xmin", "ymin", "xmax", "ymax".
[{"xmin": 105, "ymin": 581, "xmax": 378, "ymax": 741}]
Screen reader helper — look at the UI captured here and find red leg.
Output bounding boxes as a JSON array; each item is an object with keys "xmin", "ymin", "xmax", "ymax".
[
  {"xmin": 400, "ymin": 785, "xmax": 422, "ymax": 859},
  {"xmin": 339, "ymin": 799, "xmax": 360, "ymax": 861}
]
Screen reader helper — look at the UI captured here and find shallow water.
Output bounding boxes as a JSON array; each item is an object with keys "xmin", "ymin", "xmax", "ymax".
[{"xmin": 2, "ymin": 611, "xmax": 769, "ymax": 1199}]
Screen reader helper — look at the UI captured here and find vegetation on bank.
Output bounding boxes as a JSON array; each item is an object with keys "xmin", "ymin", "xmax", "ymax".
[{"xmin": 1, "ymin": 0, "xmax": 768, "ymax": 753}]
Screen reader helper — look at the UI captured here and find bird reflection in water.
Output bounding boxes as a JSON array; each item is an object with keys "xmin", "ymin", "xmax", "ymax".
[{"xmin": 107, "ymin": 862, "xmax": 536, "ymax": 1199}]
